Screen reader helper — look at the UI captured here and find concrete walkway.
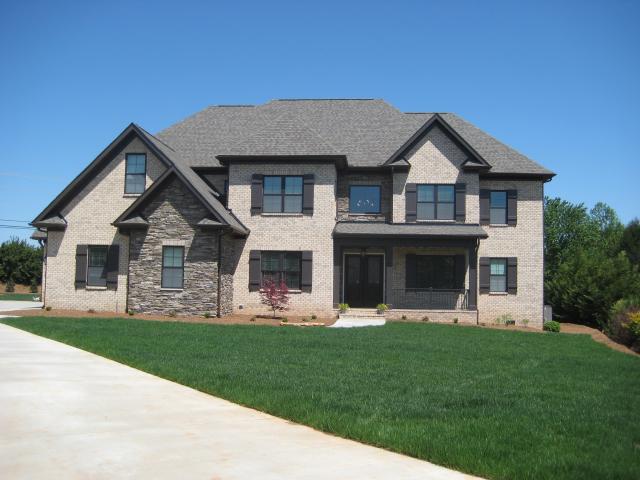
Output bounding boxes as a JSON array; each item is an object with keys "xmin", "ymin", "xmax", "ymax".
[
  {"xmin": 0, "ymin": 324, "xmax": 481, "ymax": 480},
  {"xmin": 0, "ymin": 300, "xmax": 42, "ymax": 315}
]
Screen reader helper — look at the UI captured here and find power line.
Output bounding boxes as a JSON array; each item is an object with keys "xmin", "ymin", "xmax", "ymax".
[
  {"xmin": 0, "ymin": 219, "xmax": 31, "ymax": 223},
  {"xmin": 0, "ymin": 225, "xmax": 35, "ymax": 229}
]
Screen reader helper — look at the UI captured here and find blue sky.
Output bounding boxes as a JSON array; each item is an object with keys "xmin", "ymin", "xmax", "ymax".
[{"xmin": 1, "ymin": 0, "xmax": 638, "ymax": 243}]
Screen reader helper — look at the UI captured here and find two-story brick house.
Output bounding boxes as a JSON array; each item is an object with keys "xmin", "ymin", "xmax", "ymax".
[{"xmin": 32, "ymin": 99, "xmax": 554, "ymax": 326}]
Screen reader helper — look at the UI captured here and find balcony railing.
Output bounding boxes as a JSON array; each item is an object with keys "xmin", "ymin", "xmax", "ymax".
[{"xmin": 391, "ymin": 288, "xmax": 468, "ymax": 310}]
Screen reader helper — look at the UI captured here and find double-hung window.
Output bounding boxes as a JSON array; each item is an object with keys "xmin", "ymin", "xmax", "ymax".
[
  {"xmin": 417, "ymin": 184, "xmax": 455, "ymax": 220},
  {"xmin": 490, "ymin": 258, "xmax": 507, "ymax": 292},
  {"xmin": 349, "ymin": 185, "xmax": 381, "ymax": 214},
  {"xmin": 263, "ymin": 176, "xmax": 303, "ymax": 213},
  {"xmin": 87, "ymin": 246, "xmax": 108, "ymax": 287},
  {"xmin": 162, "ymin": 246, "xmax": 184, "ymax": 289},
  {"xmin": 261, "ymin": 251, "xmax": 301, "ymax": 289},
  {"xmin": 490, "ymin": 191, "xmax": 507, "ymax": 224},
  {"xmin": 125, "ymin": 153, "xmax": 146, "ymax": 194}
]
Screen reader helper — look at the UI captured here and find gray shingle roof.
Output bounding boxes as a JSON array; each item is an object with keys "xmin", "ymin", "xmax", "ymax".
[
  {"xmin": 157, "ymin": 99, "xmax": 553, "ymax": 176},
  {"xmin": 333, "ymin": 222, "xmax": 488, "ymax": 238}
]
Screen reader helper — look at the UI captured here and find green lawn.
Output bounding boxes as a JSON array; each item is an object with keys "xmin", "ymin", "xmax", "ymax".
[
  {"xmin": 0, "ymin": 293, "xmax": 39, "ymax": 301},
  {"xmin": 2, "ymin": 317, "xmax": 639, "ymax": 480}
]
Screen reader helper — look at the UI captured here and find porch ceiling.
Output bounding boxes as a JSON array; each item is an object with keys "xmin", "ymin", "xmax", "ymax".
[{"xmin": 333, "ymin": 222, "xmax": 488, "ymax": 239}]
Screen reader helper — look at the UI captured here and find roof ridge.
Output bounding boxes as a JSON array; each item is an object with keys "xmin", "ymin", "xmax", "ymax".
[
  {"xmin": 134, "ymin": 124, "xmax": 176, "ymax": 152},
  {"xmin": 273, "ymin": 98, "xmax": 378, "ymax": 101}
]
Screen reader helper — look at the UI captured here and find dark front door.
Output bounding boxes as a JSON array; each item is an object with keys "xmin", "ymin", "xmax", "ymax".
[{"xmin": 344, "ymin": 254, "xmax": 384, "ymax": 308}]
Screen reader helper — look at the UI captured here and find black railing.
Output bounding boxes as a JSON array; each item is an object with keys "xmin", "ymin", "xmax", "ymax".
[{"xmin": 391, "ymin": 288, "xmax": 468, "ymax": 310}]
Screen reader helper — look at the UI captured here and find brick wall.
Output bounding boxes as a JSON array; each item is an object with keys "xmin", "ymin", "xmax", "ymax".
[
  {"xmin": 228, "ymin": 163, "xmax": 336, "ymax": 316},
  {"xmin": 477, "ymin": 180, "xmax": 545, "ymax": 327},
  {"xmin": 392, "ymin": 125, "xmax": 479, "ymax": 223},
  {"xmin": 44, "ymin": 136, "xmax": 166, "ymax": 312}
]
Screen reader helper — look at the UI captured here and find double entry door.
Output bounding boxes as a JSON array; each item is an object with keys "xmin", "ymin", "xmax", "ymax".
[{"xmin": 344, "ymin": 254, "xmax": 384, "ymax": 308}]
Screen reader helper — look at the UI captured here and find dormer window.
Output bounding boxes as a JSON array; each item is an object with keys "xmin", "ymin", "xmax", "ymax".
[{"xmin": 125, "ymin": 153, "xmax": 146, "ymax": 194}]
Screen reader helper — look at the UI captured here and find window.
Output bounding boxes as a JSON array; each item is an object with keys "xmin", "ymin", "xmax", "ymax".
[
  {"xmin": 263, "ymin": 176, "xmax": 303, "ymax": 213},
  {"xmin": 490, "ymin": 258, "xmax": 507, "ymax": 292},
  {"xmin": 490, "ymin": 191, "xmax": 507, "ymax": 224},
  {"xmin": 162, "ymin": 246, "xmax": 184, "ymax": 289},
  {"xmin": 417, "ymin": 185, "xmax": 455, "ymax": 220},
  {"xmin": 261, "ymin": 251, "xmax": 301, "ymax": 289},
  {"xmin": 87, "ymin": 246, "xmax": 108, "ymax": 287},
  {"xmin": 125, "ymin": 153, "xmax": 146, "ymax": 194},
  {"xmin": 408, "ymin": 255, "xmax": 460, "ymax": 289},
  {"xmin": 349, "ymin": 185, "xmax": 381, "ymax": 214}
]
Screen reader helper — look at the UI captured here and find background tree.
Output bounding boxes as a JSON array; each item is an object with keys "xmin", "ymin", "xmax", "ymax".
[
  {"xmin": 0, "ymin": 237, "xmax": 43, "ymax": 286},
  {"xmin": 621, "ymin": 218, "xmax": 640, "ymax": 266},
  {"xmin": 544, "ymin": 198, "xmax": 640, "ymax": 328}
]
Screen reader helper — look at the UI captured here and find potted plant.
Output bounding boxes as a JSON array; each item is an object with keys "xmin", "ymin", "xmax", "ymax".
[
  {"xmin": 338, "ymin": 303, "xmax": 349, "ymax": 314},
  {"xmin": 376, "ymin": 303, "xmax": 389, "ymax": 315}
]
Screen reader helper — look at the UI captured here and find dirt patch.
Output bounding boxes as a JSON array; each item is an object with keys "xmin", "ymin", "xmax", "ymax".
[
  {"xmin": 560, "ymin": 323, "xmax": 637, "ymax": 356},
  {"xmin": 5, "ymin": 308, "xmax": 337, "ymax": 327},
  {"xmin": 0, "ymin": 283, "xmax": 41, "ymax": 294}
]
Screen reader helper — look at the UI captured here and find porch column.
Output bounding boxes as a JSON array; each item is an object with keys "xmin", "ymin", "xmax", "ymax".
[
  {"xmin": 333, "ymin": 242, "xmax": 341, "ymax": 307},
  {"xmin": 385, "ymin": 245, "xmax": 393, "ymax": 306},
  {"xmin": 468, "ymin": 241, "xmax": 478, "ymax": 310}
]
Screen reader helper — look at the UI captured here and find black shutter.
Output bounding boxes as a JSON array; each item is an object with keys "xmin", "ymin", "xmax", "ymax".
[
  {"xmin": 480, "ymin": 189, "xmax": 490, "ymax": 225},
  {"xmin": 479, "ymin": 257, "xmax": 490, "ymax": 294},
  {"xmin": 405, "ymin": 254, "xmax": 417, "ymax": 288},
  {"xmin": 248, "ymin": 250, "xmax": 261, "ymax": 291},
  {"xmin": 303, "ymin": 174, "xmax": 314, "ymax": 216},
  {"xmin": 507, "ymin": 257, "xmax": 518, "ymax": 294},
  {"xmin": 106, "ymin": 245, "xmax": 119, "ymax": 290},
  {"xmin": 301, "ymin": 251, "xmax": 313, "ymax": 292},
  {"xmin": 455, "ymin": 183, "xmax": 466, "ymax": 223},
  {"xmin": 75, "ymin": 245, "xmax": 87, "ymax": 289},
  {"xmin": 507, "ymin": 190, "xmax": 518, "ymax": 225},
  {"xmin": 405, "ymin": 183, "xmax": 417, "ymax": 222},
  {"xmin": 250, "ymin": 174, "xmax": 264, "ymax": 215},
  {"xmin": 454, "ymin": 254, "xmax": 465, "ymax": 289}
]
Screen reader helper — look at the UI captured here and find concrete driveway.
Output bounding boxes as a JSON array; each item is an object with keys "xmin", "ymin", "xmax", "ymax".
[
  {"xmin": 0, "ymin": 323, "xmax": 481, "ymax": 480},
  {"xmin": 0, "ymin": 300, "xmax": 42, "ymax": 315}
]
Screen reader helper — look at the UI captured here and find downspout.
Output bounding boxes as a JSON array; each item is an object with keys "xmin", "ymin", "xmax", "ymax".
[
  {"xmin": 216, "ymin": 231, "xmax": 223, "ymax": 318},
  {"xmin": 475, "ymin": 238, "xmax": 480, "ymax": 325}
]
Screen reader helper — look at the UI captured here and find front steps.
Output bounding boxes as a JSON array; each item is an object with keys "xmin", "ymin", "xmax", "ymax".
[{"xmin": 330, "ymin": 308, "xmax": 386, "ymax": 328}]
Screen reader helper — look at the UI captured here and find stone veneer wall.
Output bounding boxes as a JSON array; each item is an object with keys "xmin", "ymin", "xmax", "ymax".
[
  {"xmin": 128, "ymin": 176, "xmax": 234, "ymax": 316},
  {"xmin": 336, "ymin": 172, "xmax": 392, "ymax": 222},
  {"xmin": 44, "ymin": 136, "xmax": 166, "ymax": 312}
]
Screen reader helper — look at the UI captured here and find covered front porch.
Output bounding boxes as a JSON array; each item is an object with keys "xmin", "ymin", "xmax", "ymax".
[{"xmin": 333, "ymin": 223, "xmax": 487, "ymax": 317}]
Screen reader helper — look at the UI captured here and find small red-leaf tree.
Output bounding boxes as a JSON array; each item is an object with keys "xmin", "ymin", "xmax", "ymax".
[{"xmin": 259, "ymin": 279, "xmax": 290, "ymax": 318}]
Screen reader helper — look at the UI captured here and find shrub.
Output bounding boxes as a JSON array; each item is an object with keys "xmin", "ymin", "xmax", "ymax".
[
  {"xmin": 422, "ymin": 316, "xmax": 429, "ymax": 322},
  {"xmin": 128, "ymin": 309, "xmax": 135, "ymax": 316},
  {"xmin": 401, "ymin": 315, "xmax": 407, "ymax": 320},
  {"xmin": 203, "ymin": 311, "xmax": 212, "ymax": 318},
  {"xmin": 281, "ymin": 317, "xmax": 288, "ymax": 323},
  {"xmin": 376, "ymin": 303, "xmax": 389, "ymax": 313},
  {"xmin": 5, "ymin": 278, "xmax": 15, "ymax": 292},
  {"xmin": 311, "ymin": 314, "xmax": 317, "ymax": 320},
  {"xmin": 522, "ymin": 318, "xmax": 530, "ymax": 328},
  {"xmin": 45, "ymin": 306, "xmax": 52, "ymax": 311},
  {"xmin": 607, "ymin": 296, "xmax": 640, "ymax": 349},
  {"xmin": 453, "ymin": 317, "xmax": 459, "ymax": 324},
  {"xmin": 168, "ymin": 310, "xmax": 177, "ymax": 318},
  {"xmin": 250, "ymin": 316, "xmax": 256, "ymax": 322},
  {"xmin": 543, "ymin": 321, "xmax": 561, "ymax": 332},
  {"xmin": 494, "ymin": 313, "xmax": 514, "ymax": 325},
  {"xmin": 302, "ymin": 317, "xmax": 308, "ymax": 322},
  {"xmin": 87, "ymin": 309, "xmax": 95, "ymax": 314},
  {"xmin": 29, "ymin": 278, "xmax": 38, "ymax": 293},
  {"xmin": 338, "ymin": 303, "xmax": 349, "ymax": 313}
]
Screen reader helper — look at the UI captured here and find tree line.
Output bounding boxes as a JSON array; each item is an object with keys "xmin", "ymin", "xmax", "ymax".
[{"xmin": 0, "ymin": 237, "xmax": 43, "ymax": 287}]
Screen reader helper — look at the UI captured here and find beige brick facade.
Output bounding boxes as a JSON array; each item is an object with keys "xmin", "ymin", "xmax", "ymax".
[
  {"xmin": 44, "ymin": 136, "xmax": 166, "ymax": 312},
  {"xmin": 477, "ymin": 180, "xmax": 545, "ymax": 327},
  {"xmin": 393, "ymin": 125, "xmax": 479, "ymax": 224},
  {"xmin": 227, "ymin": 163, "xmax": 337, "ymax": 316}
]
